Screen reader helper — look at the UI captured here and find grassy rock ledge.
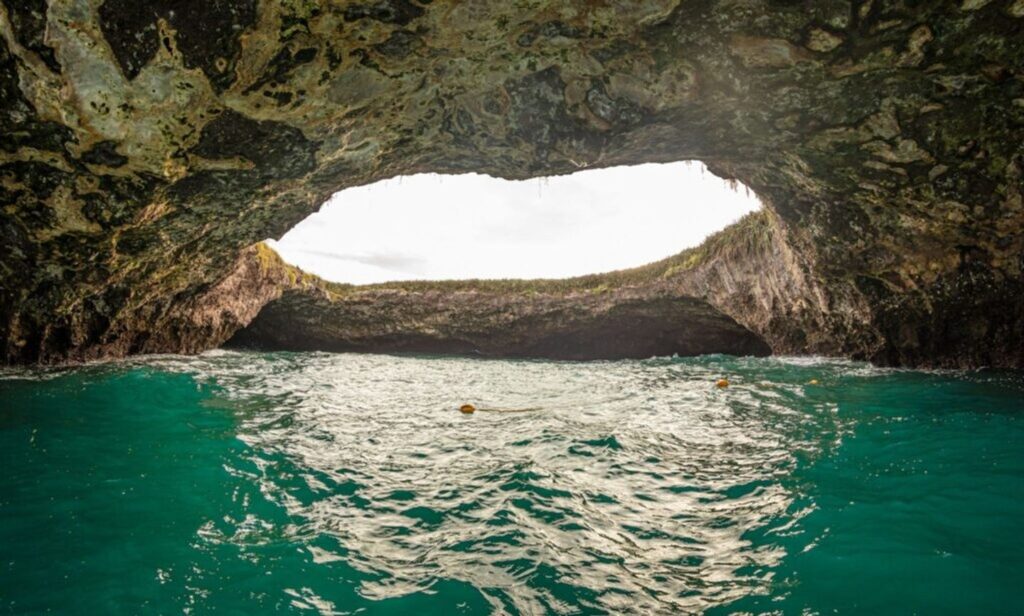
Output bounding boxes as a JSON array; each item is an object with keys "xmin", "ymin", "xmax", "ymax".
[{"xmin": 229, "ymin": 213, "xmax": 783, "ymax": 360}]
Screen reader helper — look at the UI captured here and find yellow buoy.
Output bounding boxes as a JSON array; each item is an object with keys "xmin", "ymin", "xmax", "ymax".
[
  {"xmin": 716, "ymin": 378, "xmax": 729, "ymax": 389},
  {"xmin": 807, "ymin": 379, "xmax": 820, "ymax": 385},
  {"xmin": 459, "ymin": 404, "xmax": 476, "ymax": 414}
]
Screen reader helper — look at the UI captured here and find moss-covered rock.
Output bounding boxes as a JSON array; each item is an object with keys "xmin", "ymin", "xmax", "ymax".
[{"xmin": 0, "ymin": 1, "xmax": 1021, "ymax": 367}]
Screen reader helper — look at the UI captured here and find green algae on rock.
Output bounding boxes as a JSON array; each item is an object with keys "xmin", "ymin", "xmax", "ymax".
[{"xmin": 0, "ymin": 1, "xmax": 1022, "ymax": 367}]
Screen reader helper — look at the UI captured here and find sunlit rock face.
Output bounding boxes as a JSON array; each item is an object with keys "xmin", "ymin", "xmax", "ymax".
[{"xmin": 0, "ymin": 1, "xmax": 1021, "ymax": 366}]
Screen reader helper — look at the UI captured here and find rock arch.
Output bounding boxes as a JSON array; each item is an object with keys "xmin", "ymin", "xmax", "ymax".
[{"xmin": 0, "ymin": 1, "xmax": 1021, "ymax": 367}]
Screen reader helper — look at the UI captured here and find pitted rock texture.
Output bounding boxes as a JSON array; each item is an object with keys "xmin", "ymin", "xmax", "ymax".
[{"xmin": 0, "ymin": 1, "xmax": 1022, "ymax": 367}]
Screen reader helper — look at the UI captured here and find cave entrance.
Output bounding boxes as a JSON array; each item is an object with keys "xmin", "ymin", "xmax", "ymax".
[
  {"xmin": 231, "ymin": 162, "xmax": 772, "ymax": 360},
  {"xmin": 267, "ymin": 162, "xmax": 761, "ymax": 284}
]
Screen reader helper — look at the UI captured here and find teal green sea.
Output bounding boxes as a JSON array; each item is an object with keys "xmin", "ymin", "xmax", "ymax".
[{"xmin": 1, "ymin": 352, "xmax": 1022, "ymax": 614}]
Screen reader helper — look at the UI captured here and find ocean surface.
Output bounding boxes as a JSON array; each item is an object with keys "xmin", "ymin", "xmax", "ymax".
[{"xmin": 1, "ymin": 351, "xmax": 1022, "ymax": 615}]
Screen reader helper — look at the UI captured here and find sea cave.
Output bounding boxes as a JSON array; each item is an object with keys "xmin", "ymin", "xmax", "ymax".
[{"xmin": 1, "ymin": 2, "xmax": 1023, "ymax": 614}]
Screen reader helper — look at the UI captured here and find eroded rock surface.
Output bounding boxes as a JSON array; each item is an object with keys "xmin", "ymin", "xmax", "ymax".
[
  {"xmin": 227, "ymin": 213, "xmax": 842, "ymax": 361},
  {"xmin": 1, "ymin": 1, "xmax": 1022, "ymax": 366}
]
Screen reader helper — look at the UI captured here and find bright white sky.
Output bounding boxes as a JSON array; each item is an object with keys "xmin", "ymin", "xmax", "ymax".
[{"xmin": 269, "ymin": 162, "xmax": 761, "ymax": 284}]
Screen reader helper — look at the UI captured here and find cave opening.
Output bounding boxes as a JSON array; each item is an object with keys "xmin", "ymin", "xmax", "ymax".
[
  {"xmin": 227, "ymin": 162, "xmax": 774, "ymax": 360},
  {"xmin": 265, "ymin": 161, "xmax": 762, "ymax": 284}
]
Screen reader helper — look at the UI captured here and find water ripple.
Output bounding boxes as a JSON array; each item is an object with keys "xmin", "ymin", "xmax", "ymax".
[
  {"xmin": 180, "ymin": 352, "xmax": 846, "ymax": 613},
  {"xmin": 3, "ymin": 351, "xmax": 1022, "ymax": 614}
]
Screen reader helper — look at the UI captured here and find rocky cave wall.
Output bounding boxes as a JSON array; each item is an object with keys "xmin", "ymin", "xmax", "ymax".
[{"xmin": 1, "ymin": 1, "xmax": 1022, "ymax": 367}]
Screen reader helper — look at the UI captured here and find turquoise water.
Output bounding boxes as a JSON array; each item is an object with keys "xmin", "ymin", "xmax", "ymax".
[{"xmin": 1, "ymin": 352, "xmax": 1022, "ymax": 615}]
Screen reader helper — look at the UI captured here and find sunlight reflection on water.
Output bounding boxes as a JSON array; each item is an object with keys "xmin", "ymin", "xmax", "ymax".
[{"xmin": 178, "ymin": 352, "xmax": 844, "ymax": 613}]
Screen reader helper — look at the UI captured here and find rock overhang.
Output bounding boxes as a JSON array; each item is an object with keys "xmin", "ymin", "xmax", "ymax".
[{"xmin": 0, "ymin": 0, "xmax": 1020, "ymax": 367}]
